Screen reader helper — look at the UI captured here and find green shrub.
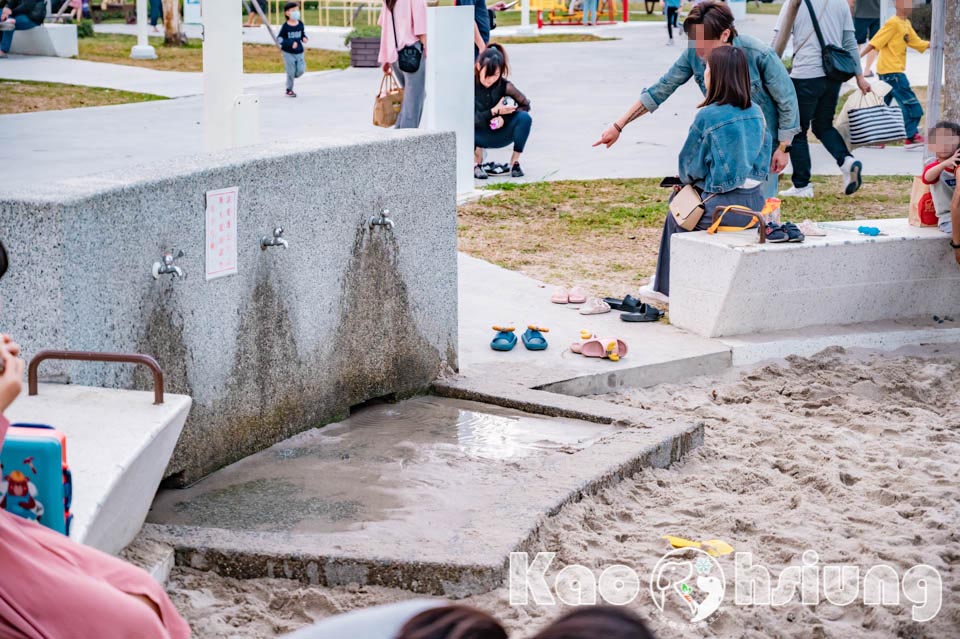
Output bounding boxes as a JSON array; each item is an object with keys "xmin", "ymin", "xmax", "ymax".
[
  {"xmin": 345, "ymin": 24, "xmax": 381, "ymax": 45},
  {"xmin": 77, "ymin": 19, "xmax": 95, "ymax": 38}
]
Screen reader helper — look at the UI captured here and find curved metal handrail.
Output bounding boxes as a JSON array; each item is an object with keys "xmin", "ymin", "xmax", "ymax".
[{"xmin": 28, "ymin": 350, "xmax": 165, "ymax": 405}]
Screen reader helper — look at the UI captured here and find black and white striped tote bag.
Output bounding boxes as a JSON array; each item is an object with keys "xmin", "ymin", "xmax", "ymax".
[{"xmin": 848, "ymin": 103, "xmax": 907, "ymax": 146}]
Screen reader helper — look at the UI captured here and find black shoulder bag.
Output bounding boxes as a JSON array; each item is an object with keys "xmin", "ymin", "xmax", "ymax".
[
  {"xmin": 803, "ymin": 0, "xmax": 857, "ymax": 82},
  {"xmin": 391, "ymin": 9, "xmax": 422, "ymax": 74}
]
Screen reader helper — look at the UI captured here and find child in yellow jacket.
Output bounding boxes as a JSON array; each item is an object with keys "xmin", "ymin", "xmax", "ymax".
[{"xmin": 860, "ymin": 0, "xmax": 928, "ymax": 148}]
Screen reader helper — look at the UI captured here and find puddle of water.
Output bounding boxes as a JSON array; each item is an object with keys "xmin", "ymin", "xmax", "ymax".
[{"xmin": 148, "ymin": 397, "xmax": 615, "ymax": 534}]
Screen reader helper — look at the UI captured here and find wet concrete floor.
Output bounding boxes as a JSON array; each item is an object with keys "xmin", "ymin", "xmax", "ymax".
[{"xmin": 149, "ymin": 396, "xmax": 616, "ymax": 535}]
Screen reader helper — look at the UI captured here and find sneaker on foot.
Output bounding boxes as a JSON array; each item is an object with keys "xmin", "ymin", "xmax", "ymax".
[
  {"xmin": 474, "ymin": 164, "xmax": 489, "ymax": 180},
  {"xmin": 286, "ymin": 89, "xmax": 297, "ymax": 97},
  {"xmin": 511, "ymin": 162, "xmax": 524, "ymax": 178},
  {"xmin": 841, "ymin": 156, "xmax": 863, "ymax": 195},
  {"xmin": 904, "ymin": 134, "xmax": 925, "ymax": 150},
  {"xmin": 779, "ymin": 184, "xmax": 814, "ymax": 198},
  {"xmin": 667, "ymin": 38, "xmax": 675, "ymax": 46}
]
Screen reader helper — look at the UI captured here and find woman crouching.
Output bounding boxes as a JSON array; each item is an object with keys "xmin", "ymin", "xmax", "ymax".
[{"xmin": 474, "ymin": 44, "xmax": 532, "ymax": 179}]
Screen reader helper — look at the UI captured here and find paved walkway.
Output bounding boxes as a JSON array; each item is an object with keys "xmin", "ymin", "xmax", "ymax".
[{"xmin": 0, "ymin": 15, "xmax": 933, "ymax": 192}]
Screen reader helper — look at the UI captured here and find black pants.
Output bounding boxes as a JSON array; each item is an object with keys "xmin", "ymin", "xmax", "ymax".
[
  {"xmin": 666, "ymin": 6, "xmax": 679, "ymax": 39},
  {"xmin": 788, "ymin": 76, "xmax": 852, "ymax": 188}
]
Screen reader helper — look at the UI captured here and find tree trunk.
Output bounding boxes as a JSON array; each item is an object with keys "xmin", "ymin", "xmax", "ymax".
[
  {"xmin": 162, "ymin": 0, "xmax": 187, "ymax": 46},
  {"xmin": 946, "ymin": 0, "xmax": 960, "ymax": 121}
]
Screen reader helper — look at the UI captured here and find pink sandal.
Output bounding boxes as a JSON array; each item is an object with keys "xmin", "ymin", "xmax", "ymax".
[
  {"xmin": 551, "ymin": 287, "xmax": 570, "ymax": 304},
  {"xmin": 568, "ymin": 286, "xmax": 588, "ymax": 305},
  {"xmin": 581, "ymin": 338, "xmax": 628, "ymax": 361}
]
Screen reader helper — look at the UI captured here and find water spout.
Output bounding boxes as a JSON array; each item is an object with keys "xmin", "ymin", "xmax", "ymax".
[
  {"xmin": 152, "ymin": 250, "xmax": 184, "ymax": 280},
  {"xmin": 261, "ymin": 227, "xmax": 289, "ymax": 250},
  {"xmin": 368, "ymin": 209, "xmax": 395, "ymax": 231}
]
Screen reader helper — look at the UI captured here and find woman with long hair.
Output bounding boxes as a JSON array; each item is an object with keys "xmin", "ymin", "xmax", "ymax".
[
  {"xmin": 474, "ymin": 43, "xmax": 532, "ymax": 179},
  {"xmin": 378, "ymin": 0, "xmax": 428, "ymax": 129},
  {"xmin": 644, "ymin": 45, "xmax": 770, "ymax": 303}
]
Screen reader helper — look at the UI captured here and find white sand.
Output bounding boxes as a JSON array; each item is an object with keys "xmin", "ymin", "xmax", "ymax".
[{"xmin": 167, "ymin": 345, "xmax": 960, "ymax": 638}]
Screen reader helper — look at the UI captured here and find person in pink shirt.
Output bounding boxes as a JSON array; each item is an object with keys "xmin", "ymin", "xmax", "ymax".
[
  {"xmin": 379, "ymin": 0, "xmax": 427, "ymax": 128},
  {"xmin": 0, "ymin": 241, "xmax": 191, "ymax": 639}
]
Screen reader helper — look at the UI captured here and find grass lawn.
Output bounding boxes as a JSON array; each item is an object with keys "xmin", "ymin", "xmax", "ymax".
[
  {"xmin": 495, "ymin": 33, "xmax": 615, "ymax": 44},
  {"xmin": 746, "ymin": 1, "xmax": 783, "ymax": 15},
  {"xmin": 0, "ymin": 79, "xmax": 166, "ymax": 114},
  {"xmin": 78, "ymin": 34, "xmax": 349, "ymax": 73},
  {"xmin": 457, "ymin": 175, "xmax": 913, "ymax": 297}
]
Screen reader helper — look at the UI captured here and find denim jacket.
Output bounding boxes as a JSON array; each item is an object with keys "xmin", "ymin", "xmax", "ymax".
[
  {"xmin": 640, "ymin": 35, "xmax": 800, "ymax": 145},
  {"xmin": 679, "ymin": 103, "xmax": 770, "ymax": 193}
]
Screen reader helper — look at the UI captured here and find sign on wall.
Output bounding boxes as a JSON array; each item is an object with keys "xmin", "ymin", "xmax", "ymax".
[{"xmin": 205, "ymin": 187, "xmax": 239, "ymax": 281}]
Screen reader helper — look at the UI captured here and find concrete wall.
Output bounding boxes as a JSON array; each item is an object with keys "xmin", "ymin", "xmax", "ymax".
[
  {"xmin": 0, "ymin": 132, "xmax": 458, "ymax": 484},
  {"xmin": 670, "ymin": 219, "xmax": 960, "ymax": 338}
]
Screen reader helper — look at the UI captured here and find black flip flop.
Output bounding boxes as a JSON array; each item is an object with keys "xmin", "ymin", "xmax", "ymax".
[
  {"xmin": 620, "ymin": 303, "xmax": 664, "ymax": 323},
  {"xmin": 605, "ymin": 294, "xmax": 643, "ymax": 312}
]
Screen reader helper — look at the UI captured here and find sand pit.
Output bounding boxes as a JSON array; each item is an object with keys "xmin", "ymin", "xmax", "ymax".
[{"xmin": 165, "ymin": 345, "xmax": 959, "ymax": 638}]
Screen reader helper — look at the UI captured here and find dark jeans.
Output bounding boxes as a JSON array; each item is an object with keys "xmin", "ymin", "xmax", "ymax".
[
  {"xmin": 788, "ymin": 77, "xmax": 852, "ymax": 188},
  {"xmin": 654, "ymin": 185, "xmax": 765, "ymax": 297},
  {"xmin": 149, "ymin": 0, "xmax": 163, "ymax": 26},
  {"xmin": 666, "ymin": 6, "xmax": 679, "ymax": 39},
  {"xmin": 853, "ymin": 17, "xmax": 880, "ymax": 44},
  {"xmin": 475, "ymin": 111, "xmax": 533, "ymax": 153},
  {"xmin": 880, "ymin": 72, "xmax": 923, "ymax": 140},
  {"xmin": 0, "ymin": 15, "xmax": 39, "ymax": 53}
]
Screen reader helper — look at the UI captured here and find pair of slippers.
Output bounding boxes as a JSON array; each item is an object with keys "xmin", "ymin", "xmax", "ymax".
[
  {"xmin": 551, "ymin": 286, "xmax": 588, "ymax": 305},
  {"xmin": 766, "ymin": 222, "xmax": 805, "ymax": 243},
  {"xmin": 491, "ymin": 325, "xmax": 550, "ymax": 351},
  {"xmin": 571, "ymin": 330, "xmax": 628, "ymax": 362},
  {"xmin": 604, "ymin": 295, "xmax": 665, "ymax": 323}
]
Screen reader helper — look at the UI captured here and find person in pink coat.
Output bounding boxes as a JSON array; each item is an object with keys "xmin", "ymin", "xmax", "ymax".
[{"xmin": 0, "ymin": 242, "xmax": 191, "ymax": 639}]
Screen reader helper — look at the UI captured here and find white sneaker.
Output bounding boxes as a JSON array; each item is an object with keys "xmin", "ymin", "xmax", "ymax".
[
  {"xmin": 667, "ymin": 38, "xmax": 675, "ymax": 46},
  {"xmin": 779, "ymin": 185, "xmax": 814, "ymax": 198},
  {"xmin": 841, "ymin": 156, "xmax": 862, "ymax": 195},
  {"xmin": 638, "ymin": 283, "xmax": 669, "ymax": 305}
]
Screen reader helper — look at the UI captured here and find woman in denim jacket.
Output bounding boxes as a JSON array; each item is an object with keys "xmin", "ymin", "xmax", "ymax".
[
  {"xmin": 646, "ymin": 46, "xmax": 770, "ymax": 302},
  {"xmin": 594, "ymin": 0, "xmax": 798, "ymax": 198}
]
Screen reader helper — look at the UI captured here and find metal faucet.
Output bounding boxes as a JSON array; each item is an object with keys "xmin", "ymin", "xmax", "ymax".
[
  {"xmin": 368, "ymin": 208, "xmax": 395, "ymax": 231},
  {"xmin": 152, "ymin": 250, "xmax": 184, "ymax": 280},
  {"xmin": 261, "ymin": 227, "xmax": 289, "ymax": 250}
]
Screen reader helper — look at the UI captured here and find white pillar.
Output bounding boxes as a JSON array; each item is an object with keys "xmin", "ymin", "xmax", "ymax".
[
  {"xmin": 518, "ymin": 0, "xmax": 533, "ymax": 35},
  {"xmin": 425, "ymin": 6, "xmax": 474, "ymax": 196},
  {"xmin": 728, "ymin": 0, "xmax": 746, "ymax": 22},
  {"xmin": 130, "ymin": 0, "xmax": 158, "ymax": 60},
  {"xmin": 202, "ymin": 0, "xmax": 258, "ymax": 151}
]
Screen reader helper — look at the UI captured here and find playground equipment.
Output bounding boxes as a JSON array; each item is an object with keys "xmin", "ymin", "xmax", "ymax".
[{"xmin": 532, "ymin": 0, "xmax": 625, "ymax": 27}]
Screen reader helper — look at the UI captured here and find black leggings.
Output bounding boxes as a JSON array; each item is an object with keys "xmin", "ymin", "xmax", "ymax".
[{"xmin": 666, "ymin": 6, "xmax": 679, "ymax": 39}]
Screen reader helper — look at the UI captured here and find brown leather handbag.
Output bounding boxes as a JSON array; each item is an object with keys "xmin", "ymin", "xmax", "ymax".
[{"xmin": 373, "ymin": 72, "xmax": 403, "ymax": 128}]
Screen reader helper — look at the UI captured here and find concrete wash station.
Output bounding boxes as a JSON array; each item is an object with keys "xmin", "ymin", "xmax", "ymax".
[{"xmin": 0, "ymin": 132, "xmax": 458, "ymax": 485}]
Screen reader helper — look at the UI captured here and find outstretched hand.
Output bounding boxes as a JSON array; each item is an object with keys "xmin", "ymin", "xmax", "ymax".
[{"xmin": 593, "ymin": 125, "xmax": 621, "ymax": 148}]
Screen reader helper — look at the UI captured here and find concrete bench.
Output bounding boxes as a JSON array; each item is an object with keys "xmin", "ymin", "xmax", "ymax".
[
  {"xmin": 5, "ymin": 385, "xmax": 190, "ymax": 554},
  {"xmin": 8, "ymin": 23, "xmax": 78, "ymax": 58},
  {"xmin": 670, "ymin": 218, "xmax": 960, "ymax": 338}
]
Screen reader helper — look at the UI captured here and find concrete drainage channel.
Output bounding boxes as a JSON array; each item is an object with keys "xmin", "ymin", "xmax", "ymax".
[{"xmin": 141, "ymin": 366, "xmax": 707, "ymax": 596}]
